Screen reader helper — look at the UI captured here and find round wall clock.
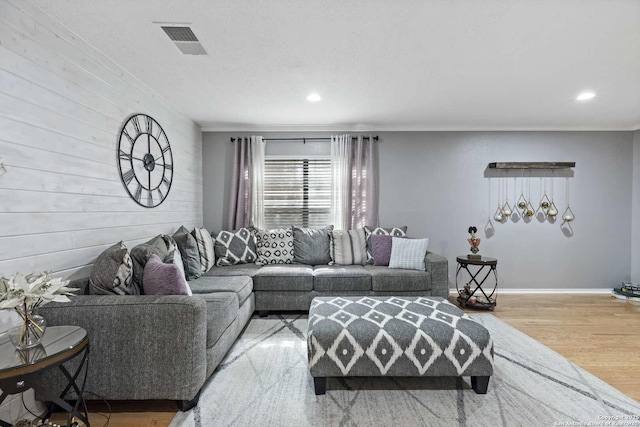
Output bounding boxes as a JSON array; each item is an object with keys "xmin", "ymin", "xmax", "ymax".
[{"xmin": 117, "ymin": 114, "xmax": 173, "ymax": 208}]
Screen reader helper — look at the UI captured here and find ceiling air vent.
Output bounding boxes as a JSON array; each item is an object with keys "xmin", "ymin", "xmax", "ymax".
[{"xmin": 161, "ymin": 26, "xmax": 207, "ymax": 55}]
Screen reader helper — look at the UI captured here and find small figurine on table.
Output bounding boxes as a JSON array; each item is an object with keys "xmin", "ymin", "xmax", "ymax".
[{"xmin": 467, "ymin": 226, "xmax": 481, "ymax": 259}]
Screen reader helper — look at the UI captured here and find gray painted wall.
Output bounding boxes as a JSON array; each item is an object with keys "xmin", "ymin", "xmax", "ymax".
[
  {"xmin": 204, "ymin": 131, "xmax": 633, "ymax": 291},
  {"xmin": 632, "ymin": 130, "xmax": 640, "ymax": 282}
]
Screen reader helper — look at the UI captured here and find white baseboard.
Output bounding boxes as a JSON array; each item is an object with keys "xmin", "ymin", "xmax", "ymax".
[{"xmin": 449, "ymin": 288, "xmax": 612, "ymax": 295}]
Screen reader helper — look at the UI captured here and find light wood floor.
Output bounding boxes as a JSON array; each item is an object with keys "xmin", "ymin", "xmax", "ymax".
[{"xmin": 49, "ymin": 294, "xmax": 640, "ymax": 427}]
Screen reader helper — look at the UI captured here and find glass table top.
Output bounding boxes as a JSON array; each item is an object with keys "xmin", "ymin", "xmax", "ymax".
[{"xmin": 0, "ymin": 326, "xmax": 87, "ymax": 376}]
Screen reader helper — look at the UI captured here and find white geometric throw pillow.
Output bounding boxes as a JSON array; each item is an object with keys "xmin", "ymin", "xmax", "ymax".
[
  {"xmin": 214, "ymin": 228, "xmax": 258, "ymax": 266},
  {"xmin": 255, "ymin": 228, "xmax": 294, "ymax": 265}
]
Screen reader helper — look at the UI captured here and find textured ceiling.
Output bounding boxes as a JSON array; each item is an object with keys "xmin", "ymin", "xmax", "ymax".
[{"xmin": 31, "ymin": 0, "xmax": 640, "ymax": 131}]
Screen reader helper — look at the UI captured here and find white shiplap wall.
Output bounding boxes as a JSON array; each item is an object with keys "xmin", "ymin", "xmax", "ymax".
[
  {"xmin": 0, "ymin": 0, "xmax": 203, "ymax": 282},
  {"xmin": 0, "ymin": 0, "xmax": 203, "ymax": 420}
]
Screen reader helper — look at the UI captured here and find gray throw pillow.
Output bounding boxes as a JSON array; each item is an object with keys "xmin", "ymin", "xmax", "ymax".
[
  {"xmin": 292, "ymin": 225, "xmax": 333, "ymax": 265},
  {"xmin": 89, "ymin": 241, "xmax": 136, "ymax": 295},
  {"xmin": 172, "ymin": 226, "xmax": 202, "ymax": 280},
  {"xmin": 130, "ymin": 235, "xmax": 172, "ymax": 293}
]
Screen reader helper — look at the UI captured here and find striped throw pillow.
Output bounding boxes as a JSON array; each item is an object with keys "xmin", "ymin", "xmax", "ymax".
[
  {"xmin": 192, "ymin": 227, "xmax": 215, "ymax": 272},
  {"xmin": 388, "ymin": 237, "xmax": 429, "ymax": 270},
  {"xmin": 330, "ymin": 228, "xmax": 367, "ymax": 265}
]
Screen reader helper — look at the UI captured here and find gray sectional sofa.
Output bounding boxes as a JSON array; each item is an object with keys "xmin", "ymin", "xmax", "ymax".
[
  {"xmin": 37, "ymin": 227, "xmax": 448, "ymax": 409},
  {"xmin": 205, "ymin": 251, "xmax": 449, "ymax": 314}
]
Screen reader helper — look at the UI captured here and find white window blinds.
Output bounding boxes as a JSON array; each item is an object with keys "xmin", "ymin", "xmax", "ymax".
[{"xmin": 263, "ymin": 158, "xmax": 331, "ymax": 229}]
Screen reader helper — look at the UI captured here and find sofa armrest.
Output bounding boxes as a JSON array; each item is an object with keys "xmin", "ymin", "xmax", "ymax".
[
  {"xmin": 37, "ymin": 295, "xmax": 207, "ymax": 401},
  {"xmin": 425, "ymin": 251, "xmax": 449, "ymax": 297}
]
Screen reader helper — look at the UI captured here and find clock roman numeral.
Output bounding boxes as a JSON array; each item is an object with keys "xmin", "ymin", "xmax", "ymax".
[
  {"xmin": 122, "ymin": 169, "xmax": 135, "ymax": 185},
  {"xmin": 161, "ymin": 144, "xmax": 171, "ymax": 154},
  {"xmin": 145, "ymin": 116, "xmax": 153, "ymax": 134},
  {"xmin": 131, "ymin": 116, "xmax": 142, "ymax": 135},
  {"xmin": 157, "ymin": 187, "xmax": 164, "ymax": 202},
  {"xmin": 164, "ymin": 163, "xmax": 173, "ymax": 171},
  {"xmin": 119, "ymin": 150, "xmax": 132, "ymax": 161},
  {"xmin": 147, "ymin": 191, "xmax": 153, "ymax": 207},
  {"xmin": 121, "ymin": 129, "xmax": 135, "ymax": 146},
  {"xmin": 162, "ymin": 176, "xmax": 171, "ymax": 188},
  {"xmin": 134, "ymin": 184, "xmax": 143, "ymax": 202}
]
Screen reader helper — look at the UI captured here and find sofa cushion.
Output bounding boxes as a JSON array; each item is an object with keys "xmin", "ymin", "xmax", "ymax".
[
  {"xmin": 143, "ymin": 254, "xmax": 191, "ymax": 296},
  {"xmin": 173, "ymin": 226, "xmax": 202, "ymax": 280},
  {"xmin": 214, "ymin": 228, "xmax": 257, "ymax": 266},
  {"xmin": 192, "ymin": 227, "xmax": 216, "ymax": 272},
  {"xmin": 130, "ymin": 235, "xmax": 172, "ymax": 293},
  {"xmin": 253, "ymin": 265, "xmax": 314, "ymax": 291},
  {"xmin": 197, "ymin": 292, "xmax": 239, "ymax": 348},
  {"xmin": 89, "ymin": 241, "xmax": 135, "ymax": 295},
  {"xmin": 330, "ymin": 228, "xmax": 367, "ymax": 265},
  {"xmin": 255, "ymin": 228, "xmax": 294, "ymax": 265},
  {"xmin": 188, "ymin": 275, "xmax": 253, "ymax": 306},
  {"xmin": 364, "ymin": 226, "xmax": 407, "ymax": 264},
  {"xmin": 389, "ymin": 237, "xmax": 429, "ymax": 270},
  {"xmin": 313, "ymin": 265, "xmax": 372, "ymax": 291},
  {"xmin": 205, "ymin": 264, "xmax": 261, "ymax": 277},
  {"xmin": 366, "ymin": 265, "xmax": 431, "ymax": 292},
  {"xmin": 292, "ymin": 226, "xmax": 333, "ymax": 265}
]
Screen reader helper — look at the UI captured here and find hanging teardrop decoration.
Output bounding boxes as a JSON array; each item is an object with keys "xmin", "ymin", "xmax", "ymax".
[
  {"xmin": 524, "ymin": 200, "xmax": 535, "ymax": 217},
  {"xmin": 562, "ymin": 177, "xmax": 575, "ymax": 222},
  {"xmin": 539, "ymin": 192, "xmax": 551, "ymax": 211},
  {"xmin": 493, "ymin": 174, "xmax": 504, "ymax": 222},
  {"xmin": 523, "ymin": 171, "xmax": 534, "ymax": 217},
  {"xmin": 547, "ymin": 170, "xmax": 557, "ymax": 217},
  {"xmin": 517, "ymin": 171, "xmax": 526, "ymax": 210},
  {"xmin": 502, "ymin": 174, "xmax": 512, "ymax": 216},
  {"xmin": 562, "ymin": 205, "xmax": 575, "ymax": 222},
  {"xmin": 539, "ymin": 172, "xmax": 550, "ymax": 212},
  {"xmin": 517, "ymin": 193, "xmax": 527, "ymax": 210}
]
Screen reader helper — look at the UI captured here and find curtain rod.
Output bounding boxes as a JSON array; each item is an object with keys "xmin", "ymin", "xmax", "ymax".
[{"xmin": 230, "ymin": 136, "xmax": 379, "ymax": 143}]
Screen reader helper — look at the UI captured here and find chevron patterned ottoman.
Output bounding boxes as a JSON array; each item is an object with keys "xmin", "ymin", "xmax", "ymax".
[{"xmin": 307, "ymin": 296, "xmax": 493, "ymax": 395}]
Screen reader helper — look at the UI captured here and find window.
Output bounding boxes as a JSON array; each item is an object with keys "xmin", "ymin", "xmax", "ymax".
[{"xmin": 263, "ymin": 157, "xmax": 331, "ymax": 229}]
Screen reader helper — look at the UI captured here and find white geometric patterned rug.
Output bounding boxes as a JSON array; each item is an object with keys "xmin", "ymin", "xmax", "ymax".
[{"xmin": 170, "ymin": 314, "xmax": 640, "ymax": 427}]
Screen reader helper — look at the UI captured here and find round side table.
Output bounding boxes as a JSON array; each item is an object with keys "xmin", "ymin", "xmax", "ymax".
[
  {"xmin": 455, "ymin": 255, "xmax": 498, "ymax": 310},
  {"xmin": 0, "ymin": 326, "xmax": 90, "ymax": 427}
]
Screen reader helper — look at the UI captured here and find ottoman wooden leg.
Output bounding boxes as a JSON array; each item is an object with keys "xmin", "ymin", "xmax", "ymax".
[
  {"xmin": 314, "ymin": 377, "xmax": 327, "ymax": 395},
  {"xmin": 471, "ymin": 376, "xmax": 490, "ymax": 394}
]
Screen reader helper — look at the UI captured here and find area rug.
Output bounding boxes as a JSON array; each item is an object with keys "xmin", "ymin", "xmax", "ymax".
[{"xmin": 169, "ymin": 314, "xmax": 640, "ymax": 427}]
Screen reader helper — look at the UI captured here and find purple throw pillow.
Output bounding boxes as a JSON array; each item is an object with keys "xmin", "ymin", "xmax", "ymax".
[
  {"xmin": 371, "ymin": 234, "xmax": 393, "ymax": 266},
  {"xmin": 143, "ymin": 254, "xmax": 190, "ymax": 295}
]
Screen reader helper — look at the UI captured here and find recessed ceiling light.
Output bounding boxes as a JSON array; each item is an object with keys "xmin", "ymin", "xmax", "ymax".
[
  {"xmin": 576, "ymin": 91, "xmax": 595, "ymax": 101},
  {"xmin": 306, "ymin": 93, "xmax": 322, "ymax": 102}
]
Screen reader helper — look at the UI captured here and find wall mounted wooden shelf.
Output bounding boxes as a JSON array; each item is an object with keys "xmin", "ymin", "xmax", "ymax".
[{"xmin": 488, "ymin": 162, "xmax": 575, "ymax": 169}]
